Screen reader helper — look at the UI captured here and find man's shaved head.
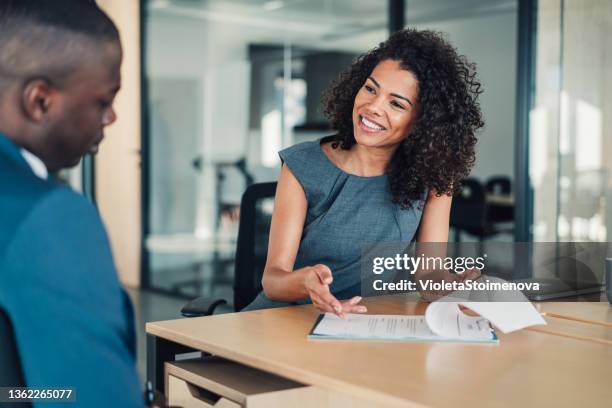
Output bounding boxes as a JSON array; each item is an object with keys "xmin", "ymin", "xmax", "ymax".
[
  {"xmin": 0, "ymin": 0, "xmax": 123, "ymax": 171},
  {"xmin": 0, "ymin": 0, "xmax": 119, "ymax": 91}
]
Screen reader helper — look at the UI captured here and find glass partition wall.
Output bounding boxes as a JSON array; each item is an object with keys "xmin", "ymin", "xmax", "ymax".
[
  {"xmin": 142, "ymin": 0, "xmax": 389, "ymax": 301},
  {"xmin": 142, "ymin": 0, "xmax": 610, "ymax": 301},
  {"xmin": 530, "ymin": 0, "xmax": 612, "ymax": 242},
  {"xmin": 406, "ymin": 0, "xmax": 519, "ymax": 244}
]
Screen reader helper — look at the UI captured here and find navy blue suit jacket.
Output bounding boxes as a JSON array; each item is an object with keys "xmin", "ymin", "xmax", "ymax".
[{"xmin": 0, "ymin": 134, "xmax": 143, "ymax": 407}]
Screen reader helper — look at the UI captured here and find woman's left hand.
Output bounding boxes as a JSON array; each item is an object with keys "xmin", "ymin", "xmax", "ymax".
[{"xmin": 458, "ymin": 267, "xmax": 481, "ymax": 282}]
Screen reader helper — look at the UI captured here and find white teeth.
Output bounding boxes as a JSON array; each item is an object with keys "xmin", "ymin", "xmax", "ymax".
[{"xmin": 362, "ymin": 116, "xmax": 384, "ymax": 131}]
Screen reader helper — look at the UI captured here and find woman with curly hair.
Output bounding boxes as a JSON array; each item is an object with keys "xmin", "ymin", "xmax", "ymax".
[{"xmin": 243, "ymin": 28, "xmax": 484, "ymax": 315}]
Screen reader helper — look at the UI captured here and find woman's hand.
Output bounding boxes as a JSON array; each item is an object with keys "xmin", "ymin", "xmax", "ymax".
[
  {"xmin": 304, "ymin": 264, "xmax": 367, "ymax": 318},
  {"xmin": 458, "ymin": 268, "xmax": 481, "ymax": 282}
]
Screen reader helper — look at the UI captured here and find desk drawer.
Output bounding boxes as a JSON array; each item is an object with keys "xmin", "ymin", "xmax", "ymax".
[
  {"xmin": 165, "ymin": 357, "xmax": 392, "ymax": 408},
  {"xmin": 165, "ymin": 357, "xmax": 312, "ymax": 408},
  {"xmin": 167, "ymin": 374, "xmax": 240, "ymax": 408}
]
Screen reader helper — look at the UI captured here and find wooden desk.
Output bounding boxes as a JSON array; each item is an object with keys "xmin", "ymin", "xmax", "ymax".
[
  {"xmin": 147, "ymin": 296, "xmax": 612, "ymax": 407},
  {"xmin": 536, "ymin": 301, "xmax": 612, "ymax": 324},
  {"xmin": 529, "ymin": 301, "xmax": 612, "ymax": 345}
]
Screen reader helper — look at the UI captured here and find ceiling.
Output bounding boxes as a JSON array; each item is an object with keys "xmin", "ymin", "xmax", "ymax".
[{"xmin": 146, "ymin": 0, "xmax": 517, "ymax": 45}]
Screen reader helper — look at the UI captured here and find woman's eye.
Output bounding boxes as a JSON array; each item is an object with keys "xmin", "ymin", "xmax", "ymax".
[
  {"xmin": 391, "ymin": 100, "xmax": 405, "ymax": 110},
  {"xmin": 364, "ymin": 85, "xmax": 375, "ymax": 94}
]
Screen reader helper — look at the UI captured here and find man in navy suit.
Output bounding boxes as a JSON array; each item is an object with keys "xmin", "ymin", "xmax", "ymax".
[{"xmin": 0, "ymin": 1, "xmax": 143, "ymax": 406}]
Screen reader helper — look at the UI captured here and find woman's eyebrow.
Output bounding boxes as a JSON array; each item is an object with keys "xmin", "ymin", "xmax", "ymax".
[
  {"xmin": 391, "ymin": 92, "xmax": 413, "ymax": 106},
  {"xmin": 368, "ymin": 76, "xmax": 413, "ymax": 106},
  {"xmin": 368, "ymin": 76, "xmax": 381, "ymax": 88}
]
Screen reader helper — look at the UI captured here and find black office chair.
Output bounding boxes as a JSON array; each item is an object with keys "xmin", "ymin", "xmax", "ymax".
[
  {"xmin": 450, "ymin": 178, "xmax": 496, "ymax": 242},
  {"xmin": 0, "ymin": 307, "xmax": 31, "ymax": 407},
  {"xmin": 484, "ymin": 175, "xmax": 514, "ymax": 223},
  {"xmin": 484, "ymin": 176, "xmax": 511, "ymax": 196},
  {"xmin": 181, "ymin": 182, "xmax": 277, "ymax": 316}
]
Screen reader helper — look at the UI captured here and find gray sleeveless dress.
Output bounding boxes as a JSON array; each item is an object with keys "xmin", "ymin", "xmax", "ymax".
[{"xmin": 243, "ymin": 138, "xmax": 425, "ymax": 310}]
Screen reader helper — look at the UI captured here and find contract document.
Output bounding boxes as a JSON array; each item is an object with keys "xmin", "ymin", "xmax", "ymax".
[{"xmin": 309, "ymin": 301, "xmax": 546, "ymax": 344}]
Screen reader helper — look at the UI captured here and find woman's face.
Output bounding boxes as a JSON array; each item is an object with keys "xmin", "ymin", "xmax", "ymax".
[{"xmin": 352, "ymin": 59, "xmax": 419, "ymax": 149}]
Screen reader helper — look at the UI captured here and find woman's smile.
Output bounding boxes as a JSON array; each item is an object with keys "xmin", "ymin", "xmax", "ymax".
[{"xmin": 358, "ymin": 115, "xmax": 386, "ymax": 132}]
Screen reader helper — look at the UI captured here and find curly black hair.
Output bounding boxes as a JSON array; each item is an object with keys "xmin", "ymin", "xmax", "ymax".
[{"xmin": 321, "ymin": 28, "xmax": 484, "ymax": 209}]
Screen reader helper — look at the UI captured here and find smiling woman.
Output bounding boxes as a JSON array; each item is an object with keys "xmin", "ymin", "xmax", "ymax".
[
  {"xmin": 243, "ymin": 28, "xmax": 484, "ymax": 314},
  {"xmin": 324, "ymin": 28, "xmax": 484, "ymax": 209}
]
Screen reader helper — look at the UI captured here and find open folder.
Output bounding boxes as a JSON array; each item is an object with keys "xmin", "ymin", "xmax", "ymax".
[{"xmin": 308, "ymin": 301, "xmax": 546, "ymax": 344}]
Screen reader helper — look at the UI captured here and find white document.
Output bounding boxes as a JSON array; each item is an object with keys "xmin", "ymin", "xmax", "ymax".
[
  {"xmin": 310, "ymin": 300, "xmax": 546, "ymax": 343},
  {"xmin": 426, "ymin": 301, "xmax": 547, "ymax": 335},
  {"xmin": 313, "ymin": 314, "xmax": 437, "ymax": 339},
  {"xmin": 311, "ymin": 312, "xmax": 497, "ymax": 343}
]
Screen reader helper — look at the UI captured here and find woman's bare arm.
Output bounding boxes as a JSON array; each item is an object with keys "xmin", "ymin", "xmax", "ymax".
[
  {"xmin": 261, "ymin": 164, "xmax": 367, "ymax": 316},
  {"xmin": 415, "ymin": 190, "xmax": 479, "ymax": 300},
  {"xmin": 417, "ymin": 189, "xmax": 452, "ymax": 243},
  {"xmin": 261, "ymin": 164, "xmax": 310, "ymax": 301}
]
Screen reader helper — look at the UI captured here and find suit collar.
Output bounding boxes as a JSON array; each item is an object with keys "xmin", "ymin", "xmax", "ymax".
[
  {"xmin": 20, "ymin": 148, "xmax": 48, "ymax": 179},
  {"xmin": 0, "ymin": 133, "xmax": 40, "ymax": 175}
]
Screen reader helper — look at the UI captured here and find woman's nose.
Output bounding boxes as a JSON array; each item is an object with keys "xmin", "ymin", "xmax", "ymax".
[{"xmin": 366, "ymin": 95, "xmax": 385, "ymax": 116}]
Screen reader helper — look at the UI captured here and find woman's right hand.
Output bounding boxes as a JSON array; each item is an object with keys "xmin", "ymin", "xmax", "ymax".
[{"xmin": 303, "ymin": 264, "xmax": 367, "ymax": 318}]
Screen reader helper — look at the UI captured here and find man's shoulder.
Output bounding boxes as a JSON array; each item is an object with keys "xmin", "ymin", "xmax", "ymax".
[
  {"xmin": 0, "ymin": 165, "xmax": 97, "ymax": 262},
  {"xmin": 17, "ymin": 185, "xmax": 100, "ymax": 236},
  {"xmin": 0, "ymin": 182, "xmax": 112, "ymax": 300},
  {"xmin": 0, "ymin": 154, "xmax": 57, "ymax": 208}
]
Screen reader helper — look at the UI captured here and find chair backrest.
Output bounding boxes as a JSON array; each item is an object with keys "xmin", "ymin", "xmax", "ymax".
[
  {"xmin": 484, "ymin": 176, "xmax": 515, "ymax": 224},
  {"xmin": 233, "ymin": 182, "xmax": 277, "ymax": 311},
  {"xmin": 485, "ymin": 176, "xmax": 512, "ymax": 195},
  {"xmin": 0, "ymin": 307, "xmax": 29, "ymax": 395},
  {"xmin": 450, "ymin": 178, "xmax": 487, "ymax": 230}
]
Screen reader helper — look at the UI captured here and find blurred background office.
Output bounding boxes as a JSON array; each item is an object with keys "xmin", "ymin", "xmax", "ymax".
[
  {"xmin": 48, "ymin": 0, "xmax": 610, "ymax": 380},
  {"xmin": 63, "ymin": 0, "xmax": 610, "ymax": 305}
]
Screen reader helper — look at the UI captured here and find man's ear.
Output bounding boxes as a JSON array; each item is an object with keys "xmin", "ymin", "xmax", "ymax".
[{"xmin": 21, "ymin": 78, "xmax": 54, "ymax": 123}]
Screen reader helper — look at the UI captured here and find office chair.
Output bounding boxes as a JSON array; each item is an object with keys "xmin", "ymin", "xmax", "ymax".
[
  {"xmin": 450, "ymin": 178, "xmax": 498, "ymax": 242},
  {"xmin": 0, "ymin": 307, "xmax": 31, "ymax": 407},
  {"xmin": 484, "ymin": 176, "xmax": 511, "ymax": 196},
  {"xmin": 484, "ymin": 175, "xmax": 514, "ymax": 223},
  {"xmin": 181, "ymin": 182, "xmax": 277, "ymax": 316}
]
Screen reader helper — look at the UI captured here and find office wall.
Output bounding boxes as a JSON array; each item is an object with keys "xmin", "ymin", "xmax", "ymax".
[
  {"xmin": 143, "ymin": 12, "xmax": 383, "ymax": 244},
  {"xmin": 143, "ymin": 8, "xmax": 387, "ymax": 293},
  {"xmin": 415, "ymin": 10, "xmax": 518, "ymax": 182},
  {"xmin": 144, "ymin": 6, "xmax": 517, "ymax": 247},
  {"xmin": 145, "ymin": 8, "xmax": 518, "ymax": 181},
  {"xmin": 96, "ymin": 0, "xmax": 142, "ymax": 287},
  {"xmin": 145, "ymin": 14, "xmax": 250, "ymax": 246}
]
